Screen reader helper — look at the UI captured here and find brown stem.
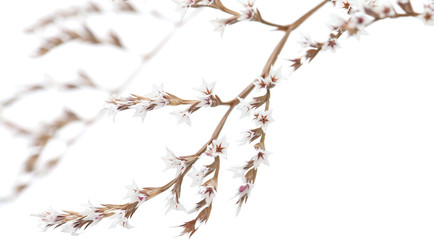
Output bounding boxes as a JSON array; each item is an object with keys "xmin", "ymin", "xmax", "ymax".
[{"xmin": 286, "ymin": 0, "xmax": 330, "ymax": 31}]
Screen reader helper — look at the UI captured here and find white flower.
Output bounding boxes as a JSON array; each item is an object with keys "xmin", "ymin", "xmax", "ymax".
[
  {"xmin": 148, "ymin": 84, "xmax": 170, "ymax": 107},
  {"xmin": 239, "ymin": 127, "xmax": 262, "ymax": 145},
  {"xmin": 81, "ymin": 201, "xmax": 104, "ymax": 225},
  {"xmin": 196, "ymin": 80, "xmax": 215, "ymax": 96},
  {"xmin": 237, "ymin": 97, "xmax": 253, "ymax": 118},
  {"xmin": 196, "ymin": 80, "xmax": 216, "ymax": 107},
  {"xmin": 171, "ymin": 110, "xmax": 192, "ymax": 126},
  {"xmin": 103, "ymin": 94, "xmax": 120, "ymax": 121},
  {"xmin": 239, "ymin": 7, "xmax": 256, "ymax": 21},
  {"xmin": 109, "ymin": 210, "xmax": 132, "ymax": 229},
  {"xmin": 124, "ymin": 181, "xmax": 147, "ymax": 205},
  {"xmin": 199, "ymin": 186, "xmax": 216, "ymax": 205},
  {"xmin": 162, "ymin": 148, "xmax": 187, "ymax": 175},
  {"xmin": 188, "ymin": 167, "xmax": 209, "ymax": 186},
  {"xmin": 298, "ymin": 34, "xmax": 317, "ymax": 49},
  {"xmin": 253, "ymin": 76, "xmax": 270, "ymax": 90},
  {"xmin": 211, "ymin": 18, "xmax": 227, "ymax": 37},
  {"xmin": 252, "ymin": 149, "xmax": 270, "ymax": 169},
  {"xmin": 205, "ymin": 136, "xmax": 228, "ymax": 159},
  {"xmin": 198, "ymin": 95, "xmax": 213, "ymax": 107},
  {"xmin": 234, "ymin": 183, "xmax": 254, "ymax": 215},
  {"xmin": 236, "ymin": 183, "xmax": 253, "ymax": 198},
  {"xmin": 60, "ymin": 222, "xmax": 80, "ymax": 235},
  {"xmin": 419, "ymin": 4, "xmax": 434, "ymax": 25},
  {"xmin": 252, "ymin": 110, "xmax": 273, "ymax": 130},
  {"xmin": 373, "ymin": 4, "xmax": 394, "ymax": 18},
  {"xmin": 131, "ymin": 100, "xmax": 150, "ymax": 121},
  {"xmin": 239, "ymin": 130, "xmax": 254, "ymax": 145},
  {"xmin": 346, "ymin": 13, "xmax": 373, "ymax": 36},
  {"xmin": 34, "ymin": 208, "xmax": 63, "ymax": 231},
  {"xmin": 267, "ymin": 65, "xmax": 285, "ymax": 87},
  {"xmin": 238, "ymin": 0, "xmax": 256, "ymax": 21},
  {"xmin": 322, "ymin": 38, "xmax": 340, "ymax": 52},
  {"xmin": 165, "ymin": 192, "xmax": 186, "ymax": 214}
]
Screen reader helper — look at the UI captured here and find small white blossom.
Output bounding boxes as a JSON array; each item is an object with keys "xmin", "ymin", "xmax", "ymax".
[
  {"xmin": 205, "ymin": 136, "xmax": 228, "ymax": 159},
  {"xmin": 148, "ymin": 84, "xmax": 170, "ymax": 107},
  {"xmin": 103, "ymin": 94, "xmax": 120, "ymax": 121},
  {"xmin": 346, "ymin": 13, "xmax": 373, "ymax": 36},
  {"xmin": 211, "ymin": 18, "xmax": 227, "ymax": 37},
  {"xmin": 373, "ymin": 4, "xmax": 394, "ymax": 18},
  {"xmin": 238, "ymin": 0, "xmax": 256, "ymax": 21},
  {"xmin": 252, "ymin": 110, "xmax": 273, "ymax": 130},
  {"xmin": 239, "ymin": 130, "xmax": 254, "ymax": 145},
  {"xmin": 419, "ymin": 4, "xmax": 434, "ymax": 25},
  {"xmin": 81, "ymin": 201, "xmax": 104, "ymax": 225},
  {"xmin": 199, "ymin": 185, "xmax": 216, "ymax": 205},
  {"xmin": 236, "ymin": 183, "xmax": 253, "ymax": 198},
  {"xmin": 239, "ymin": 7, "xmax": 256, "ymax": 21},
  {"xmin": 131, "ymin": 100, "xmax": 150, "ymax": 121},
  {"xmin": 267, "ymin": 65, "xmax": 285, "ymax": 87},
  {"xmin": 234, "ymin": 183, "xmax": 254, "ymax": 215},
  {"xmin": 109, "ymin": 210, "xmax": 132, "ymax": 229},
  {"xmin": 298, "ymin": 34, "xmax": 317, "ymax": 49},
  {"xmin": 252, "ymin": 149, "xmax": 270, "ymax": 169},
  {"xmin": 162, "ymin": 148, "xmax": 187, "ymax": 175},
  {"xmin": 237, "ymin": 97, "xmax": 253, "ymax": 118},
  {"xmin": 196, "ymin": 80, "xmax": 215, "ymax": 96},
  {"xmin": 253, "ymin": 76, "xmax": 270, "ymax": 90},
  {"xmin": 188, "ymin": 167, "xmax": 209, "ymax": 186},
  {"xmin": 198, "ymin": 95, "xmax": 213, "ymax": 107},
  {"xmin": 60, "ymin": 222, "xmax": 80, "ymax": 235},
  {"xmin": 34, "ymin": 208, "xmax": 63, "ymax": 231},
  {"xmin": 171, "ymin": 110, "xmax": 192, "ymax": 126},
  {"xmin": 322, "ymin": 38, "xmax": 340, "ymax": 52},
  {"xmin": 165, "ymin": 192, "xmax": 186, "ymax": 214},
  {"xmin": 124, "ymin": 181, "xmax": 147, "ymax": 205},
  {"xmin": 196, "ymin": 80, "xmax": 216, "ymax": 107},
  {"xmin": 238, "ymin": 127, "xmax": 262, "ymax": 145}
]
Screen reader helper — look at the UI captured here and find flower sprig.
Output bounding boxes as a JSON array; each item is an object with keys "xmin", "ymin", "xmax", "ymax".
[
  {"xmin": 288, "ymin": 0, "xmax": 428, "ymax": 72},
  {"xmin": 33, "ymin": 0, "xmax": 433, "ymax": 237}
]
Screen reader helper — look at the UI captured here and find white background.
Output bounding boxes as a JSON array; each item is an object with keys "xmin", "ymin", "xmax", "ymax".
[{"xmin": 1, "ymin": 0, "xmax": 434, "ymax": 239}]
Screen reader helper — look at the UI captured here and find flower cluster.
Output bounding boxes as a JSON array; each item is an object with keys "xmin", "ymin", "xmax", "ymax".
[
  {"xmin": 288, "ymin": 0, "xmax": 434, "ymax": 74},
  {"xmin": 34, "ymin": 185, "xmax": 163, "ymax": 234},
  {"xmin": 105, "ymin": 86, "xmax": 171, "ymax": 121},
  {"xmin": 253, "ymin": 65, "xmax": 285, "ymax": 90}
]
